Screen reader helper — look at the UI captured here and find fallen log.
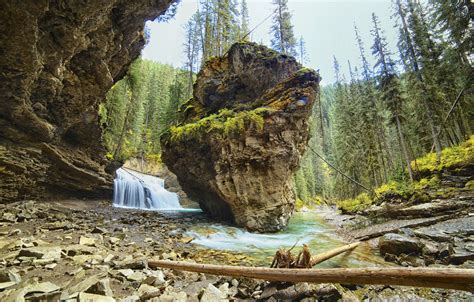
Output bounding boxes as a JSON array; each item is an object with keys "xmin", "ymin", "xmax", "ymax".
[
  {"xmin": 149, "ymin": 260, "xmax": 474, "ymax": 292},
  {"xmin": 311, "ymin": 241, "xmax": 360, "ymax": 266}
]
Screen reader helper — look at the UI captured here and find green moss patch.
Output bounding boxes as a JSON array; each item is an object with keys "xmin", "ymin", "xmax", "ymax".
[
  {"xmin": 169, "ymin": 107, "xmax": 274, "ymax": 142},
  {"xmin": 412, "ymin": 135, "xmax": 474, "ymax": 173},
  {"xmin": 336, "ymin": 193, "xmax": 372, "ymax": 214},
  {"xmin": 337, "ymin": 176, "xmax": 441, "ymax": 214},
  {"xmin": 336, "ymin": 136, "xmax": 473, "ymax": 214}
]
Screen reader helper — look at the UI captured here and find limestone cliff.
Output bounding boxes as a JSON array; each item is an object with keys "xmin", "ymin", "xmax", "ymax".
[
  {"xmin": 161, "ymin": 42, "xmax": 320, "ymax": 232},
  {"xmin": 0, "ymin": 0, "xmax": 176, "ymax": 201}
]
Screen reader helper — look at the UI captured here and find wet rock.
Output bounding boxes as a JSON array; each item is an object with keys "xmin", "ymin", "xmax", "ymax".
[
  {"xmin": 161, "ymin": 42, "xmax": 320, "ymax": 232},
  {"xmin": 379, "ymin": 233, "xmax": 423, "ymax": 256}
]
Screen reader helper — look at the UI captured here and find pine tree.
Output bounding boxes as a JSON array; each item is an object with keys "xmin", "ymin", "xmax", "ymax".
[
  {"xmin": 298, "ymin": 36, "xmax": 309, "ymax": 64},
  {"xmin": 429, "ymin": 0, "xmax": 471, "ymax": 66},
  {"xmin": 394, "ymin": 0, "xmax": 443, "ymax": 158},
  {"xmin": 371, "ymin": 13, "xmax": 414, "ymax": 181},
  {"xmin": 184, "ymin": 12, "xmax": 201, "ymax": 96},
  {"xmin": 355, "ymin": 23, "xmax": 395, "ymax": 181},
  {"xmin": 270, "ymin": 0, "xmax": 297, "ymax": 56},
  {"xmin": 240, "ymin": 0, "xmax": 250, "ymax": 40}
]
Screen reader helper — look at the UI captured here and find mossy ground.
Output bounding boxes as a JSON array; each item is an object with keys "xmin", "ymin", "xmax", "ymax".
[
  {"xmin": 336, "ymin": 135, "xmax": 473, "ymax": 214},
  {"xmin": 412, "ymin": 135, "xmax": 474, "ymax": 173}
]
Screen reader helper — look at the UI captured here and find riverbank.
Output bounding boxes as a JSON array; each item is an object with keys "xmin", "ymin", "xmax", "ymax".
[{"xmin": 0, "ymin": 200, "xmax": 472, "ymax": 301}]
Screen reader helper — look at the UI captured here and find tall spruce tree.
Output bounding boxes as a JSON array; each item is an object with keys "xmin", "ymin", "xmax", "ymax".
[
  {"xmin": 240, "ymin": 0, "xmax": 250, "ymax": 40},
  {"xmin": 371, "ymin": 13, "xmax": 414, "ymax": 181},
  {"xmin": 270, "ymin": 0, "xmax": 297, "ymax": 56}
]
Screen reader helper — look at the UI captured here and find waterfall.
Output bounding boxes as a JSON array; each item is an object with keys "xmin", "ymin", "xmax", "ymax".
[{"xmin": 113, "ymin": 168, "xmax": 182, "ymax": 210}]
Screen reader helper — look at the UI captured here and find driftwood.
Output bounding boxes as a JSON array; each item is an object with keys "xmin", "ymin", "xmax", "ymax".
[
  {"xmin": 270, "ymin": 242, "xmax": 361, "ymax": 268},
  {"xmin": 149, "ymin": 260, "xmax": 474, "ymax": 291},
  {"xmin": 310, "ymin": 241, "xmax": 360, "ymax": 266}
]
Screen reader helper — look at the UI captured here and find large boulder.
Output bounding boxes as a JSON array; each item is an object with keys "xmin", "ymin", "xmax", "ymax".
[
  {"xmin": 0, "ymin": 0, "xmax": 177, "ymax": 202},
  {"xmin": 379, "ymin": 233, "xmax": 423, "ymax": 256},
  {"xmin": 161, "ymin": 42, "xmax": 320, "ymax": 232}
]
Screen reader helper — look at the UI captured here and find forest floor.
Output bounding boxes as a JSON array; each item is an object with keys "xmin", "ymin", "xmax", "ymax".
[{"xmin": 0, "ymin": 200, "xmax": 472, "ymax": 301}]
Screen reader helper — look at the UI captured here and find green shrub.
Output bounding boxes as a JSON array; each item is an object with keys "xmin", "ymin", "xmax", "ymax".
[
  {"xmin": 413, "ymin": 135, "xmax": 474, "ymax": 173},
  {"xmin": 336, "ymin": 193, "xmax": 372, "ymax": 213}
]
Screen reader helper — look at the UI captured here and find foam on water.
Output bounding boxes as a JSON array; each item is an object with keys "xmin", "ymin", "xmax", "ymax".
[
  {"xmin": 186, "ymin": 212, "xmax": 386, "ymax": 267},
  {"xmin": 113, "ymin": 168, "xmax": 182, "ymax": 210}
]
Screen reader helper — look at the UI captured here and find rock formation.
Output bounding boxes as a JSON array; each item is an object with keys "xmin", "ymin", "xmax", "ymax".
[
  {"xmin": 161, "ymin": 42, "xmax": 320, "ymax": 232},
  {"xmin": 0, "ymin": 0, "xmax": 177, "ymax": 201}
]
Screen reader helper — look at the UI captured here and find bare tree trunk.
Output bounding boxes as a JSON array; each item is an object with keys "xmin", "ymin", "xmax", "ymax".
[
  {"xmin": 149, "ymin": 261, "xmax": 474, "ymax": 291},
  {"xmin": 113, "ymin": 93, "xmax": 133, "ymax": 160},
  {"xmin": 395, "ymin": 114, "xmax": 413, "ymax": 181}
]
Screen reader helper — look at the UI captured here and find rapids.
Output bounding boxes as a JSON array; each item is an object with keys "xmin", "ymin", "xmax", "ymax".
[
  {"xmin": 186, "ymin": 211, "xmax": 386, "ymax": 267},
  {"xmin": 112, "ymin": 168, "xmax": 383, "ymax": 267}
]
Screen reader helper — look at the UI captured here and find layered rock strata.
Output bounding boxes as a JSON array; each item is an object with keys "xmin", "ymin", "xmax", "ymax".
[{"xmin": 0, "ymin": 0, "xmax": 176, "ymax": 201}]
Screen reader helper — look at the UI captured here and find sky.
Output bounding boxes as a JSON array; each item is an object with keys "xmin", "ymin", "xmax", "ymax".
[{"xmin": 142, "ymin": 0, "xmax": 399, "ymax": 85}]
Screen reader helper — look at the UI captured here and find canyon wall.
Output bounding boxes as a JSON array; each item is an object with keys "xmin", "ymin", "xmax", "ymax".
[{"xmin": 0, "ymin": 0, "xmax": 176, "ymax": 201}]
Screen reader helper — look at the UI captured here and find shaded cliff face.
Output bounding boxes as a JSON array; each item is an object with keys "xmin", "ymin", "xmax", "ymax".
[
  {"xmin": 0, "ymin": 1, "xmax": 176, "ymax": 201},
  {"xmin": 161, "ymin": 42, "xmax": 320, "ymax": 232}
]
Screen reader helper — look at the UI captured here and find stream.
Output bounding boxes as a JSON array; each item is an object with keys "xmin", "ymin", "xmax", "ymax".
[
  {"xmin": 113, "ymin": 168, "xmax": 386, "ymax": 268},
  {"xmin": 180, "ymin": 211, "xmax": 387, "ymax": 267}
]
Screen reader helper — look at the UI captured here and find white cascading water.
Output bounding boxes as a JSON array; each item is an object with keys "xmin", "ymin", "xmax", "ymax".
[{"xmin": 113, "ymin": 168, "xmax": 182, "ymax": 210}]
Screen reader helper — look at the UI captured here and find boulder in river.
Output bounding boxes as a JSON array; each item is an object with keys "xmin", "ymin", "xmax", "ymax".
[
  {"xmin": 378, "ymin": 233, "xmax": 423, "ymax": 256},
  {"xmin": 161, "ymin": 42, "xmax": 320, "ymax": 232}
]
